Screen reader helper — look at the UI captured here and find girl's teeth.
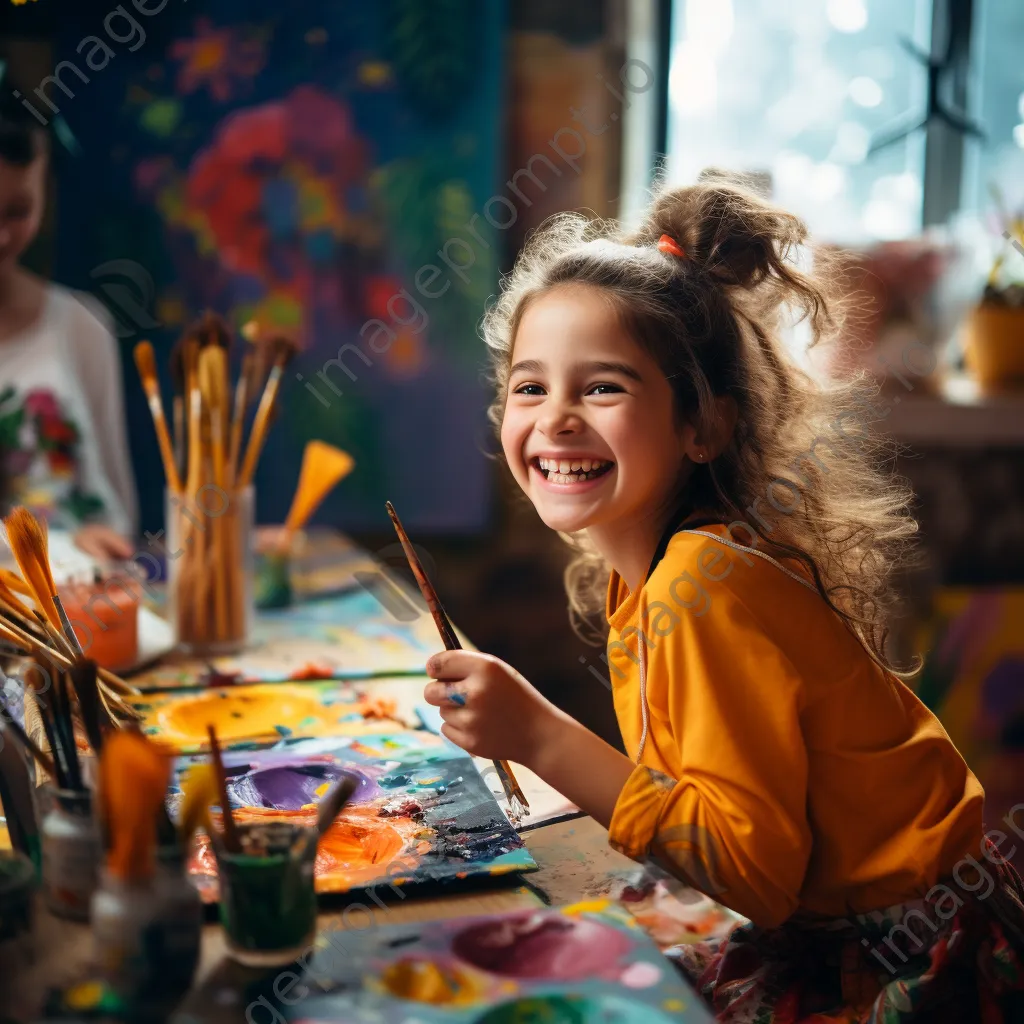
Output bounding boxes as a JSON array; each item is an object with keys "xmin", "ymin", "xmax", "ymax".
[
  {"xmin": 559, "ymin": 460, "xmax": 571, "ymax": 474},
  {"xmin": 581, "ymin": 460, "xmax": 592, "ymax": 472}
]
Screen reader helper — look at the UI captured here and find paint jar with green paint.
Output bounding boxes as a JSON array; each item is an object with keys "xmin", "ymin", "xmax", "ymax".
[{"xmin": 215, "ymin": 822, "xmax": 318, "ymax": 967}]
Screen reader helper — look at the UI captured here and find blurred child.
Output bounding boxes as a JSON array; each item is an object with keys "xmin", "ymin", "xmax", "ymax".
[
  {"xmin": 0, "ymin": 90, "xmax": 136, "ymax": 559},
  {"xmin": 422, "ymin": 181, "xmax": 1024, "ymax": 1021}
]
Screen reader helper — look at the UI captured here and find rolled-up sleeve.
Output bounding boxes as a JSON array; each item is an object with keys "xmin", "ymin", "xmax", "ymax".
[{"xmin": 608, "ymin": 584, "xmax": 813, "ymax": 929}]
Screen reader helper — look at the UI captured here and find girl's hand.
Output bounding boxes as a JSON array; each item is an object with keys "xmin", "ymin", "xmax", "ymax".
[
  {"xmin": 422, "ymin": 650, "xmax": 563, "ymax": 766},
  {"xmin": 73, "ymin": 524, "xmax": 134, "ymax": 561}
]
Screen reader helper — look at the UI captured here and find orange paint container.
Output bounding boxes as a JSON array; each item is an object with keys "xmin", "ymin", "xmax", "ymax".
[{"xmin": 59, "ymin": 579, "xmax": 140, "ymax": 672}]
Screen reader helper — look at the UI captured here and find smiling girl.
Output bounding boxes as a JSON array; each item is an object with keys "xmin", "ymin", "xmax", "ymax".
[
  {"xmin": 0, "ymin": 89, "xmax": 136, "ymax": 558},
  {"xmin": 423, "ymin": 182, "xmax": 1024, "ymax": 1021}
]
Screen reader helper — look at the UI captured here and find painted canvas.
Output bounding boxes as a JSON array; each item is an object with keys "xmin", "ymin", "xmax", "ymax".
[
  {"xmin": 55, "ymin": 0, "xmax": 503, "ymax": 534},
  {"xmin": 282, "ymin": 900, "xmax": 711, "ymax": 1023},
  {"xmin": 132, "ymin": 588, "xmax": 445, "ymax": 691},
  {"xmin": 914, "ymin": 587, "xmax": 1024, "ymax": 872},
  {"xmin": 169, "ymin": 733, "xmax": 536, "ymax": 902},
  {"xmin": 130, "ymin": 681, "xmax": 404, "ymax": 752}
]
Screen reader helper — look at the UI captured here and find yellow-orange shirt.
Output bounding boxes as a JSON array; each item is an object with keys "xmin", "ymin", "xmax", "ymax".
[{"xmin": 606, "ymin": 525, "xmax": 984, "ymax": 929}]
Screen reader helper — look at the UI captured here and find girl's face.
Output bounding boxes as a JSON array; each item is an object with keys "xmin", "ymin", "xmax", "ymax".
[
  {"xmin": 501, "ymin": 284, "xmax": 692, "ymax": 536},
  {"xmin": 0, "ymin": 155, "xmax": 46, "ymax": 272}
]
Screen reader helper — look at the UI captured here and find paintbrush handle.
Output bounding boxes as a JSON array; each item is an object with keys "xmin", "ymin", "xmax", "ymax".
[
  {"xmin": 0, "ymin": 706, "xmax": 58, "ymax": 780},
  {"xmin": 237, "ymin": 364, "xmax": 283, "ymax": 488},
  {"xmin": 385, "ymin": 502, "xmax": 461, "ymax": 649},
  {"xmin": 207, "ymin": 726, "xmax": 241, "ymax": 853},
  {"xmin": 145, "ymin": 390, "xmax": 184, "ymax": 494}
]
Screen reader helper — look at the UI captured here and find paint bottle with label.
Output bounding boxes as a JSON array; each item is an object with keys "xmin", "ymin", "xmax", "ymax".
[{"xmin": 40, "ymin": 787, "xmax": 101, "ymax": 921}]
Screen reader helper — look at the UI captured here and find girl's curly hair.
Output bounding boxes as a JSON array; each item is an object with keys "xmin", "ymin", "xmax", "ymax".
[{"xmin": 481, "ymin": 178, "xmax": 920, "ymax": 674}]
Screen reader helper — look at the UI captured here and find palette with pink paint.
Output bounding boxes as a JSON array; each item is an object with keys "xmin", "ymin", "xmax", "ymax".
[{"xmin": 286, "ymin": 900, "xmax": 711, "ymax": 1023}]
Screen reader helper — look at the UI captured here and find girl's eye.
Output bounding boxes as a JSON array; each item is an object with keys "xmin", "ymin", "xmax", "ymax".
[
  {"xmin": 512, "ymin": 383, "xmax": 546, "ymax": 396},
  {"xmin": 587, "ymin": 382, "xmax": 624, "ymax": 395}
]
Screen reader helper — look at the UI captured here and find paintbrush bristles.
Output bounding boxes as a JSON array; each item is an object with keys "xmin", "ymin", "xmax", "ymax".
[
  {"xmin": 98, "ymin": 731, "xmax": 171, "ymax": 881},
  {"xmin": 0, "ymin": 569, "xmax": 32, "ymax": 597},
  {"xmin": 283, "ymin": 442, "xmax": 355, "ymax": 540},
  {"xmin": 4, "ymin": 507, "xmax": 61, "ymax": 630}
]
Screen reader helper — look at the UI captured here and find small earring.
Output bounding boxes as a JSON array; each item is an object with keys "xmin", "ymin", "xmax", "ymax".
[{"xmin": 696, "ymin": 452, "xmax": 705, "ymax": 462}]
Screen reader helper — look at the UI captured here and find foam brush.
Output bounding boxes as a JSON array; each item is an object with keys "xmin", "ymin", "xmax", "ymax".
[{"xmin": 279, "ymin": 441, "xmax": 355, "ymax": 553}]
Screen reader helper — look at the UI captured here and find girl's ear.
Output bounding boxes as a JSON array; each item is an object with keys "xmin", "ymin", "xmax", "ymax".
[{"xmin": 683, "ymin": 395, "xmax": 738, "ymax": 464}]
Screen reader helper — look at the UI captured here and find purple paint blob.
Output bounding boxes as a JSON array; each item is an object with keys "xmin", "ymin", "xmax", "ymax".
[
  {"xmin": 451, "ymin": 913, "xmax": 630, "ymax": 981},
  {"xmin": 229, "ymin": 761, "xmax": 375, "ymax": 810}
]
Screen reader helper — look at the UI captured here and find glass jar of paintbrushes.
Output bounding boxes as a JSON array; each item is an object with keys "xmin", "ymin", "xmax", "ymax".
[
  {"xmin": 133, "ymin": 316, "xmax": 295, "ymax": 656},
  {"xmin": 165, "ymin": 485, "xmax": 254, "ymax": 656}
]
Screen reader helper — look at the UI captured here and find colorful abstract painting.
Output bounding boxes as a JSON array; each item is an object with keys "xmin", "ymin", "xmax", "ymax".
[
  {"xmin": 282, "ymin": 900, "xmax": 711, "ymax": 1023},
  {"xmin": 914, "ymin": 587, "xmax": 1024, "ymax": 871},
  {"xmin": 56, "ymin": 0, "xmax": 503, "ymax": 533},
  {"xmin": 169, "ymin": 732, "xmax": 536, "ymax": 902},
  {"xmin": 132, "ymin": 588, "xmax": 445, "ymax": 691},
  {"xmin": 130, "ymin": 681, "xmax": 404, "ymax": 752}
]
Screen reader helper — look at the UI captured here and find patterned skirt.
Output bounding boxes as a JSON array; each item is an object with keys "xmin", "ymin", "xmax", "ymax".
[{"xmin": 669, "ymin": 848, "xmax": 1024, "ymax": 1023}]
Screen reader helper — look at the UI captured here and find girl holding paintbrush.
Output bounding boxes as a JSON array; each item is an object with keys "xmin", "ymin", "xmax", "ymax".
[{"xmin": 422, "ymin": 181, "xmax": 1024, "ymax": 1021}]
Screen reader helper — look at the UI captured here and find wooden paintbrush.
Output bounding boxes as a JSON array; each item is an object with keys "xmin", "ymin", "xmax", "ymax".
[
  {"xmin": 228, "ymin": 351, "xmax": 253, "ymax": 487},
  {"xmin": 206, "ymin": 725, "xmax": 241, "ymax": 853},
  {"xmin": 134, "ymin": 341, "xmax": 183, "ymax": 495},
  {"xmin": 4, "ymin": 507, "xmax": 82, "ymax": 657},
  {"xmin": 0, "ymin": 698, "xmax": 57, "ymax": 780},
  {"xmin": 384, "ymin": 501, "xmax": 529, "ymax": 818},
  {"xmin": 236, "ymin": 336, "xmax": 297, "ymax": 488},
  {"xmin": 69, "ymin": 660, "xmax": 108, "ymax": 756},
  {"xmin": 0, "ymin": 569, "xmax": 32, "ymax": 596}
]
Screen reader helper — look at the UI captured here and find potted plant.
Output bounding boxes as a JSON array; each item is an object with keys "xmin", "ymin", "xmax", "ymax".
[{"xmin": 962, "ymin": 190, "xmax": 1024, "ymax": 393}]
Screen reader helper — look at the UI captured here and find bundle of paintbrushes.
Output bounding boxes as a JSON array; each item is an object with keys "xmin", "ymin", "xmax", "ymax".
[
  {"xmin": 134, "ymin": 313, "xmax": 297, "ymax": 654},
  {"xmin": 0, "ymin": 507, "xmax": 138, "ymax": 750}
]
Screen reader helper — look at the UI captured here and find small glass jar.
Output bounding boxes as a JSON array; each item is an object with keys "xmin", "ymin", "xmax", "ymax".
[
  {"xmin": 215, "ymin": 822, "xmax": 318, "ymax": 967},
  {"xmin": 40, "ymin": 787, "xmax": 100, "ymax": 921},
  {"xmin": 165, "ymin": 485, "xmax": 254, "ymax": 656}
]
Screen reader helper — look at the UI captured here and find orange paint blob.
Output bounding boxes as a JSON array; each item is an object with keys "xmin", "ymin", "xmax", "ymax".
[
  {"xmin": 187, "ymin": 805, "xmax": 429, "ymax": 900},
  {"xmin": 377, "ymin": 958, "xmax": 486, "ymax": 1006},
  {"xmin": 315, "ymin": 809, "xmax": 407, "ymax": 887}
]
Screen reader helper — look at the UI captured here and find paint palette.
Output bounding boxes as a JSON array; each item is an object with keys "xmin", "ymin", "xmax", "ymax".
[
  {"xmin": 284, "ymin": 900, "xmax": 712, "ymax": 1023},
  {"xmin": 131, "ymin": 589, "xmax": 446, "ymax": 690},
  {"xmin": 131, "ymin": 682, "xmax": 403, "ymax": 752},
  {"xmin": 169, "ymin": 733, "xmax": 537, "ymax": 901}
]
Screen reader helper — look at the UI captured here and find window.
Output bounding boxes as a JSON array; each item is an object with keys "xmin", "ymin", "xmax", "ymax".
[{"xmin": 665, "ymin": 0, "xmax": 1024, "ymax": 243}]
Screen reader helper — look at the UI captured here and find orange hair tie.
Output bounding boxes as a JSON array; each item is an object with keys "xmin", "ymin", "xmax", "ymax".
[{"xmin": 657, "ymin": 234, "xmax": 686, "ymax": 260}]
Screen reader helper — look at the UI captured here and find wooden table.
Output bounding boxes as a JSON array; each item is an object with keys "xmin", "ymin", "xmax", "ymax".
[
  {"xmin": 2, "ymin": 534, "xmax": 653, "ymax": 1022},
  {"xmin": 8, "ymin": 816, "xmax": 643, "ymax": 1022}
]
